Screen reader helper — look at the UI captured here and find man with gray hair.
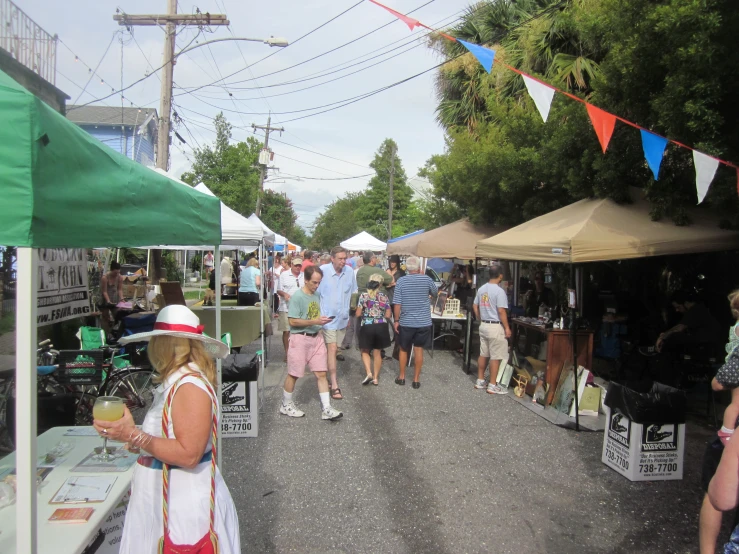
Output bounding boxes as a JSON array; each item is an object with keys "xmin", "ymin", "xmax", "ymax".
[
  {"xmin": 472, "ymin": 263, "xmax": 511, "ymax": 394},
  {"xmin": 392, "ymin": 256, "xmax": 437, "ymax": 389}
]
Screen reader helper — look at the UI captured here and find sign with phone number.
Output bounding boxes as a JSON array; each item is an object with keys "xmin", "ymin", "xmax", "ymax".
[{"xmin": 220, "ymin": 381, "xmax": 258, "ymax": 438}]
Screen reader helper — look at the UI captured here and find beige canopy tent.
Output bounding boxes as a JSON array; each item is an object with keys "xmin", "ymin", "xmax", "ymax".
[
  {"xmin": 387, "ymin": 218, "xmax": 507, "ymax": 259},
  {"xmin": 476, "ymin": 187, "xmax": 739, "ymax": 262}
]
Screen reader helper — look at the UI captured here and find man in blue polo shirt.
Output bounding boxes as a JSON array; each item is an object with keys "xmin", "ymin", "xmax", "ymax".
[
  {"xmin": 318, "ymin": 246, "xmax": 357, "ymax": 400},
  {"xmin": 392, "ymin": 256, "xmax": 437, "ymax": 389}
]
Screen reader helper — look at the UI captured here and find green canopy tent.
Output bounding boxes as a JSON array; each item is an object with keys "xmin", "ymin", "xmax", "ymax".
[{"xmin": 0, "ymin": 68, "xmax": 221, "ymax": 553}]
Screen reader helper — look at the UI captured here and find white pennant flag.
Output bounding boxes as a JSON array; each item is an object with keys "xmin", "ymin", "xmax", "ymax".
[
  {"xmin": 693, "ymin": 150, "xmax": 719, "ymax": 204},
  {"xmin": 522, "ymin": 74, "xmax": 556, "ymax": 122}
]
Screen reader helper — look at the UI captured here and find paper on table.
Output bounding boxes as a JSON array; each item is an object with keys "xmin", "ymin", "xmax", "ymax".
[{"xmin": 50, "ymin": 475, "xmax": 117, "ymax": 504}]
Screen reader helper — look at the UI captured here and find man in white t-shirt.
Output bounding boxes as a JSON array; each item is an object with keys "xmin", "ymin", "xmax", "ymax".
[
  {"xmin": 277, "ymin": 257, "xmax": 305, "ymax": 361},
  {"xmin": 472, "ymin": 263, "xmax": 512, "ymax": 395}
]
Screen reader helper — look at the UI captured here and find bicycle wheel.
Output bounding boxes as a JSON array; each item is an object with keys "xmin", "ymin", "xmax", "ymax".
[
  {"xmin": 103, "ymin": 368, "xmax": 156, "ymax": 425},
  {"xmin": 0, "ymin": 376, "xmax": 14, "ymax": 452}
]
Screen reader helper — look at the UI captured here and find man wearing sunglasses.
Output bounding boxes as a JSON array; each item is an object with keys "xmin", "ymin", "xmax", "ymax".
[{"xmin": 277, "ymin": 257, "xmax": 305, "ymax": 361}]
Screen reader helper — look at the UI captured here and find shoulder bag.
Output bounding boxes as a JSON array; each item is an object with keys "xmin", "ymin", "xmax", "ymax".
[{"xmin": 158, "ymin": 373, "xmax": 220, "ymax": 554}]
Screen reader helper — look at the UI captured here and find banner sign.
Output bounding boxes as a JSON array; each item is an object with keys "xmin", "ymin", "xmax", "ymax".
[{"xmin": 37, "ymin": 249, "xmax": 91, "ymax": 326}]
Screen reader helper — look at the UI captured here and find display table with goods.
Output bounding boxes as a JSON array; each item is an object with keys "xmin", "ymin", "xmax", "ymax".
[
  {"xmin": 510, "ymin": 318, "xmax": 594, "ymax": 406},
  {"xmin": 191, "ymin": 302, "xmax": 271, "ymax": 348},
  {"xmin": 0, "ymin": 426, "xmax": 136, "ymax": 554}
]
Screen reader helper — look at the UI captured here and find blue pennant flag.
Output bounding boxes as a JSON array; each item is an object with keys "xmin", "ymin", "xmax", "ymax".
[
  {"xmin": 458, "ymin": 40, "xmax": 496, "ymax": 74},
  {"xmin": 640, "ymin": 130, "xmax": 669, "ymax": 180}
]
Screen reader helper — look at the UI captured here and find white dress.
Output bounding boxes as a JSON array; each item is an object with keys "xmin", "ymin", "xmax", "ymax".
[{"xmin": 120, "ymin": 366, "xmax": 241, "ymax": 553}]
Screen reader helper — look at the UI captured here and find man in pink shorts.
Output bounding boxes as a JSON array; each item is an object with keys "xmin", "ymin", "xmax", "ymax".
[{"xmin": 280, "ymin": 265, "xmax": 343, "ymax": 421}]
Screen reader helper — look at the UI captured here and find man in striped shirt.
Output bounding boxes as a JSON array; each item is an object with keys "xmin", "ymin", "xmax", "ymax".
[{"xmin": 392, "ymin": 256, "xmax": 438, "ymax": 389}]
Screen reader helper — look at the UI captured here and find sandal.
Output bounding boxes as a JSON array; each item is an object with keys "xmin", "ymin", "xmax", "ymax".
[
  {"xmin": 372, "ymin": 379, "xmax": 379, "ymax": 386},
  {"xmin": 330, "ymin": 387, "xmax": 343, "ymax": 400},
  {"xmin": 395, "ymin": 378, "xmax": 405, "ymax": 386},
  {"xmin": 412, "ymin": 381, "xmax": 421, "ymax": 389},
  {"xmin": 362, "ymin": 375, "xmax": 373, "ymax": 385}
]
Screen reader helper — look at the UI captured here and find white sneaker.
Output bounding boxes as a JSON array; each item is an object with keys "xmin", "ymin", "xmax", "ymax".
[
  {"xmin": 321, "ymin": 406, "xmax": 343, "ymax": 421},
  {"xmin": 279, "ymin": 402, "xmax": 305, "ymax": 418},
  {"xmin": 487, "ymin": 384, "xmax": 509, "ymax": 395},
  {"xmin": 474, "ymin": 379, "xmax": 487, "ymax": 389}
]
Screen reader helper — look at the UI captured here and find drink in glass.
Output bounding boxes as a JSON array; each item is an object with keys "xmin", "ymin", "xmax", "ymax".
[{"xmin": 93, "ymin": 396, "xmax": 124, "ymax": 461}]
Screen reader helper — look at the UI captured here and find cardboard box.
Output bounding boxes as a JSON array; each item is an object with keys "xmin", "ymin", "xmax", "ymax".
[
  {"xmin": 221, "ymin": 381, "xmax": 258, "ymax": 438},
  {"xmin": 601, "ymin": 406, "xmax": 684, "ymax": 481}
]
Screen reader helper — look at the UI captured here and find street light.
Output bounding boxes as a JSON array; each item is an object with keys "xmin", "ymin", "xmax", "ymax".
[{"xmin": 176, "ymin": 36, "xmax": 289, "ymax": 58}]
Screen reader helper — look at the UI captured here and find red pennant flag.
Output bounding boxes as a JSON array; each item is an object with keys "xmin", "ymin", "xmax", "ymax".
[
  {"xmin": 586, "ymin": 104, "xmax": 617, "ymax": 154},
  {"xmin": 368, "ymin": 0, "xmax": 422, "ymax": 31}
]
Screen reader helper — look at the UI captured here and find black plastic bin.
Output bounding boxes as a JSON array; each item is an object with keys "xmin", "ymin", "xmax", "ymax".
[
  {"xmin": 221, "ymin": 353, "xmax": 259, "ymax": 382},
  {"xmin": 604, "ymin": 381, "xmax": 687, "ymax": 424}
]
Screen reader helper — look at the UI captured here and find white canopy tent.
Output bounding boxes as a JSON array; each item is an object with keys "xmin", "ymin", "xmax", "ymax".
[
  {"xmin": 248, "ymin": 213, "xmax": 287, "ymax": 248},
  {"xmin": 145, "ymin": 178, "xmax": 270, "ymax": 466},
  {"xmin": 340, "ymin": 231, "xmax": 387, "ymax": 251}
]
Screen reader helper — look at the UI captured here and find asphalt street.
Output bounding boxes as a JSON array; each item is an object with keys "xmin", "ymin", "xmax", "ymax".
[{"xmin": 221, "ymin": 323, "xmax": 723, "ymax": 553}]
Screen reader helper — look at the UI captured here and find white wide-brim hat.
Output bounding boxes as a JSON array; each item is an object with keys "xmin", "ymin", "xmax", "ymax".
[{"xmin": 118, "ymin": 305, "xmax": 229, "ymax": 358}]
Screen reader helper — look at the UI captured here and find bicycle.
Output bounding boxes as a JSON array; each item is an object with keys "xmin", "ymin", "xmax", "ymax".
[
  {"xmin": 0, "ymin": 343, "xmax": 156, "ymax": 452},
  {"xmin": 0, "ymin": 340, "xmax": 66, "ymax": 452}
]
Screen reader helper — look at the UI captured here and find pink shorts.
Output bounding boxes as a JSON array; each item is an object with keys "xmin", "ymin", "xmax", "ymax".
[{"xmin": 287, "ymin": 333, "xmax": 328, "ymax": 378}]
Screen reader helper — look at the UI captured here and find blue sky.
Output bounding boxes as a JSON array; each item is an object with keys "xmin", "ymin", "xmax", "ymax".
[{"xmin": 23, "ymin": 0, "xmax": 471, "ymax": 232}]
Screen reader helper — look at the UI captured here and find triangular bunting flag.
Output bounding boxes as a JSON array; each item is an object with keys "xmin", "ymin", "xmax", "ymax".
[
  {"xmin": 693, "ymin": 150, "xmax": 719, "ymax": 204},
  {"xmin": 586, "ymin": 104, "xmax": 617, "ymax": 154},
  {"xmin": 522, "ymin": 75, "xmax": 555, "ymax": 122},
  {"xmin": 640, "ymin": 130, "xmax": 669, "ymax": 180},
  {"xmin": 368, "ymin": 0, "xmax": 422, "ymax": 31},
  {"xmin": 457, "ymin": 40, "xmax": 496, "ymax": 74}
]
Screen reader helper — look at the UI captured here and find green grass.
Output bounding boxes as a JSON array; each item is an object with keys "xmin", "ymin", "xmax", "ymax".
[
  {"xmin": 184, "ymin": 291, "xmax": 204, "ymax": 300},
  {"xmin": 0, "ymin": 311, "xmax": 15, "ymax": 335}
]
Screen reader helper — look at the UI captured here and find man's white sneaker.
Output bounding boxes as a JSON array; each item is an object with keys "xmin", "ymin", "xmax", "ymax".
[
  {"xmin": 487, "ymin": 384, "xmax": 509, "ymax": 395},
  {"xmin": 279, "ymin": 402, "xmax": 305, "ymax": 418},
  {"xmin": 474, "ymin": 379, "xmax": 488, "ymax": 389},
  {"xmin": 321, "ymin": 406, "xmax": 343, "ymax": 420}
]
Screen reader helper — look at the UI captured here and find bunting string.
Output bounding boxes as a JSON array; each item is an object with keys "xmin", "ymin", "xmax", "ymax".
[{"xmin": 368, "ymin": 0, "xmax": 739, "ymax": 203}]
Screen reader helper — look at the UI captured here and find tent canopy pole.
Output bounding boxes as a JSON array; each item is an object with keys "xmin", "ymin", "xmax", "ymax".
[{"xmin": 16, "ymin": 247, "xmax": 39, "ymax": 553}]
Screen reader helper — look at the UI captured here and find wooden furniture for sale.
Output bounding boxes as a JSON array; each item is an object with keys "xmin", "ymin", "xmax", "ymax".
[{"xmin": 511, "ymin": 319, "xmax": 594, "ymax": 405}]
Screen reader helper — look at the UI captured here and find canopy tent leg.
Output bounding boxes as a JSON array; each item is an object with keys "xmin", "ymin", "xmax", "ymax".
[
  {"xmin": 259, "ymin": 242, "xmax": 266, "ymax": 413},
  {"xmin": 16, "ymin": 247, "xmax": 39, "ymax": 553},
  {"xmin": 215, "ymin": 246, "xmax": 222, "ymax": 469}
]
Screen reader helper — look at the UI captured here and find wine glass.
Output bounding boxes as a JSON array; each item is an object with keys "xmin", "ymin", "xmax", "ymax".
[{"xmin": 93, "ymin": 397, "xmax": 124, "ymax": 461}]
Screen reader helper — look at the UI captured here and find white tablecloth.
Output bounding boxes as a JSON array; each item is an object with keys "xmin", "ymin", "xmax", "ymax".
[{"xmin": 0, "ymin": 427, "xmax": 134, "ymax": 554}]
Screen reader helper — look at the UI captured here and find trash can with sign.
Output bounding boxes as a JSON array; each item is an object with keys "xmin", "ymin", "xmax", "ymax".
[
  {"xmin": 221, "ymin": 353, "xmax": 259, "ymax": 437},
  {"xmin": 601, "ymin": 381, "xmax": 687, "ymax": 481}
]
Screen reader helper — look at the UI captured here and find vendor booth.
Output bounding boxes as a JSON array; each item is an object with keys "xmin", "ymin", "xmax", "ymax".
[
  {"xmin": 475, "ymin": 187, "xmax": 739, "ymax": 422},
  {"xmin": 0, "ymin": 68, "xmax": 223, "ymax": 553},
  {"xmin": 387, "ymin": 218, "xmax": 504, "ymax": 259},
  {"xmin": 340, "ymin": 231, "xmax": 387, "ymax": 251}
]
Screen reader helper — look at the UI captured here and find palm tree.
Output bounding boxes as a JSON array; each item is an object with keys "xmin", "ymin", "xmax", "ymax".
[{"xmin": 433, "ymin": 0, "xmax": 602, "ymax": 132}]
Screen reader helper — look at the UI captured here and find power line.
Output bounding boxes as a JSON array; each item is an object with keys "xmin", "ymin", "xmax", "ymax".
[
  {"xmin": 267, "ymin": 138, "xmax": 369, "ymax": 169},
  {"xmin": 178, "ymin": 7, "xmax": 465, "ymax": 98},
  {"xmin": 175, "ymin": 0, "xmax": 367, "ymax": 96},
  {"xmin": 67, "ymin": 28, "xmax": 204, "ymax": 111},
  {"xmin": 175, "ymin": 0, "xmax": 436, "ymax": 95},
  {"xmin": 69, "ymin": 32, "xmax": 119, "ymax": 104}
]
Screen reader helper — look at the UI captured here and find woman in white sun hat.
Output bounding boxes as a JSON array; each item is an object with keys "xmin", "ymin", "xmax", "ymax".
[{"xmin": 92, "ymin": 304, "xmax": 240, "ymax": 553}]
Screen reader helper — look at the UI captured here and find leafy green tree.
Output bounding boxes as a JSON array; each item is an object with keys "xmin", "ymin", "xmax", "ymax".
[
  {"xmin": 181, "ymin": 113, "xmax": 262, "ymax": 217},
  {"xmin": 354, "ymin": 139, "xmax": 415, "ymax": 239},
  {"xmin": 424, "ymin": 0, "xmax": 739, "ymax": 227},
  {"xmin": 311, "ymin": 192, "xmax": 363, "ymax": 251}
]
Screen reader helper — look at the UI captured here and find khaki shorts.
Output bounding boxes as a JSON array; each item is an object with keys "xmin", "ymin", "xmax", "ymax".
[
  {"xmin": 278, "ymin": 312, "xmax": 290, "ymax": 332},
  {"xmin": 479, "ymin": 322, "xmax": 509, "ymax": 360},
  {"xmin": 322, "ymin": 328, "xmax": 346, "ymax": 345}
]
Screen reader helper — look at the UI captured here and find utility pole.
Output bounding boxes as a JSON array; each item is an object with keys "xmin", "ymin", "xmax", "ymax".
[
  {"xmin": 114, "ymin": 3, "xmax": 228, "ymax": 281},
  {"xmin": 252, "ymin": 115, "xmax": 284, "ymax": 217},
  {"xmin": 387, "ymin": 144, "xmax": 396, "ymax": 241}
]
